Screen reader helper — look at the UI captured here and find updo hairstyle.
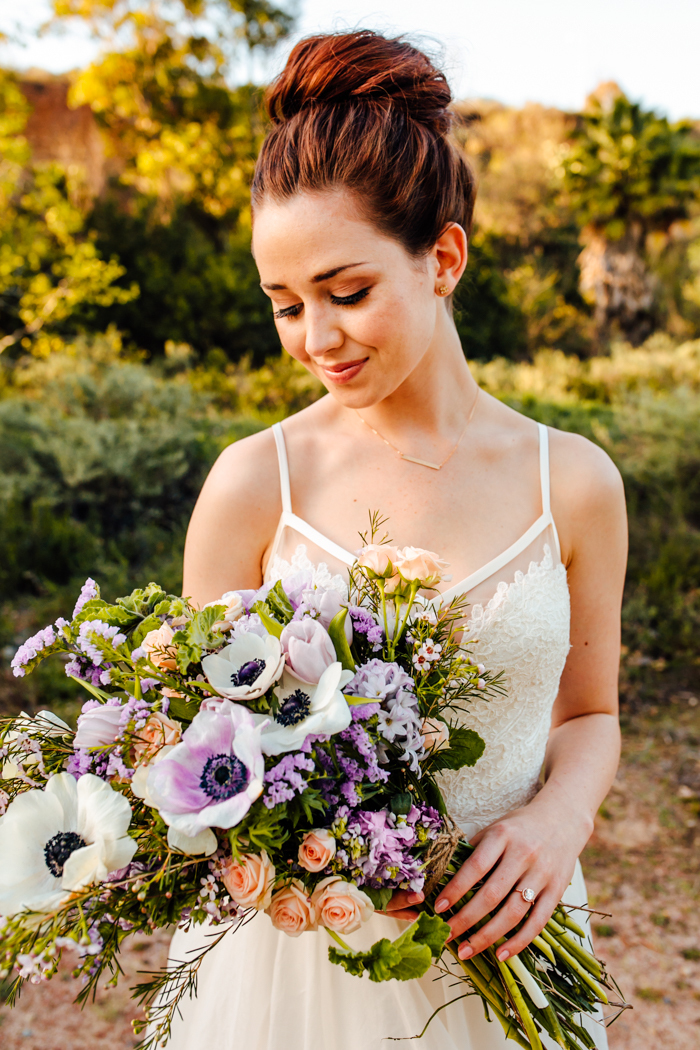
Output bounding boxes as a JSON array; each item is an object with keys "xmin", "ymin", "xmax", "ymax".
[{"xmin": 251, "ymin": 31, "xmax": 476, "ymax": 259}]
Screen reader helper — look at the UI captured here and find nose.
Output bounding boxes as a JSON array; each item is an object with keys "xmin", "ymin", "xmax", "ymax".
[{"xmin": 303, "ymin": 303, "xmax": 344, "ymax": 359}]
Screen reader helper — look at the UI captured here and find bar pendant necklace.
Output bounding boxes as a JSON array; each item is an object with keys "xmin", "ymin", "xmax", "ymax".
[{"xmin": 356, "ymin": 387, "xmax": 480, "ymax": 471}]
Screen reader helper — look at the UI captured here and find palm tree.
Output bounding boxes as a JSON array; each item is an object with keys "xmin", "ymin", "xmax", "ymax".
[{"xmin": 563, "ymin": 83, "xmax": 700, "ymax": 347}]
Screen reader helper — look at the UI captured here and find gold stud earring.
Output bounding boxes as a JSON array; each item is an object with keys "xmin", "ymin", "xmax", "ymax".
[{"xmin": 438, "ymin": 285, "xmax": 449, "ymax": 296}]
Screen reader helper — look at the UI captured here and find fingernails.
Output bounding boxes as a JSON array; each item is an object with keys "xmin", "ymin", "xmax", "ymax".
[
  {"xmin": 407, "ymin": 892, "xmax": 424, "ymax": 904},
  {"xmin": 435, "ymin": 897, "xmax": 449, "ymax": 913},
  {"xmin": 458, "ymin": 943, "xmax": 473, "ymax": 959},
  {"xmin": 497, "ymin": 949, "xmax": 509, "ymax": 962}
]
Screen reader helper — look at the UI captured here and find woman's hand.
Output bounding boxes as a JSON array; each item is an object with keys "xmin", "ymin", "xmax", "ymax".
[
  {"xmin": 434, "ymin": 795, "xmax": 593, "ymax": 962},
  {"xmin": 381, "ymin": 887, "xmax": 424, "ymax": 923}
]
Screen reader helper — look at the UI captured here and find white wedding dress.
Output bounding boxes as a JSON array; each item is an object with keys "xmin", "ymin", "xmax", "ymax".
[{"xmin": 162, "ymin": 422, "xmax": 609, "ymax": 1049}]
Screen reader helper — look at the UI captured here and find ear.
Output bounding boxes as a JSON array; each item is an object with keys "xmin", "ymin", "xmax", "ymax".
[{"xmin": 430, "ymin": 223, "xmax": 468, "ymax": 294}]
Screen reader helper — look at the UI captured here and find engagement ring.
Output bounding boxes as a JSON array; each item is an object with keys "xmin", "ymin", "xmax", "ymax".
[{"xmin": 520, "ymin": 887, "xmax": 537, "ymax": 904}]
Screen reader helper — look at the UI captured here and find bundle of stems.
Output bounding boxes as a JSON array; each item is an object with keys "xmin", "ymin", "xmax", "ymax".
[{"xmin": 423, "ymin": 842, "xmax": 626, "ymax": 1050}]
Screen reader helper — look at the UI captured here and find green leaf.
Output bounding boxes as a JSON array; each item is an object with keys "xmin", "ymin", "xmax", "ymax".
[
  {"xmin": 251, "ymin": 603, "xmax": 284, "ymax": 639},
  {"xmin": 390, "ymin": 792, "xmax": 413, "ymax": 816},
  {"xmin": 328, "ymin": 608, "xmax": 356, "ymax": 672},
  {"xmin": 362, "ymin": 886, "xmax": 393, "ymax": 912},
  {"xmin": 166, "ymin": 694, "xmax": 202, "ymax": 723},
  {"xmin": 328, "ymin": 912, "xmax": 450, "ymax": 982},
  {"xmin": 187, "ymin": 606, "xmax": 227, "ymax": 649},
  {"xmin": 130, "ymin": 613, "xmax": 162, "ymax": 648},
  {"xmin": 427, "ymin": 727, "xmax": 486, "ymax": 772},
  {"xmin": 267, "ymin": 581, "xmax": 295, "ymax": 624},
  {"xmin": 175, "ymin": 640, "xmax": 202, "ymax": 674}
]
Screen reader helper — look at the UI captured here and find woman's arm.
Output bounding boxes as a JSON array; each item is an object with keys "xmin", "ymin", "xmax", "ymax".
[
  {"xmin": 182, "ymin": 428, "xmax": 282, "ymax": 608},
  {"xmin": 401, "ymin": 432, "xmax": 627, "ymax": 958}
]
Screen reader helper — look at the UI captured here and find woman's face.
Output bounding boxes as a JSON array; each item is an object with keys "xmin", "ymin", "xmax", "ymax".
[{"xmin": 252, "ymin": 188, "xmax": 447, "ymax": 409}]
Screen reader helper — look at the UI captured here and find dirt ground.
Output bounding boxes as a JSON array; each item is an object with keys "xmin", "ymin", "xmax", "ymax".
[{"xmin": 1, "ymin": 694, "xmax": 699, "ymax": 1049}]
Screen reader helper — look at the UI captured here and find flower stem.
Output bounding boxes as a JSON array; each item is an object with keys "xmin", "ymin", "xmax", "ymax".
[{"xmin": 325, "ymin": 928, "xmax": 351, "ymax": 951}]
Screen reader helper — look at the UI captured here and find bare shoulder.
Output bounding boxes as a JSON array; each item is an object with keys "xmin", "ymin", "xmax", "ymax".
[
  {"xmin": 183, "ymin": 426, "xmax": 283, "ymax": 602},
  {"xmin": 547, "ymin": 427, "xmax": 627, "ymax": 565},
  {"xmin": 201, "ymin": 426, "xmax": 281, "ymax": 513}
]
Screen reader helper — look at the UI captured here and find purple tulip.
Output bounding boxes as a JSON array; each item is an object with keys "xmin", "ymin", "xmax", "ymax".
[{"xmin": 280, "ymin": 619, "xmax": 336, "ymax": 684}]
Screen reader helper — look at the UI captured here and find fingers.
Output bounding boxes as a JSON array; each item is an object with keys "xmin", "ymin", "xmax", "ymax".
[
  {"xmin": 456, "ymin": 890, "xmax": 533, "ymax": 958},
  {"xmin": 434, "ymin": 828, "xmax": 509, "ymax": 914},
  {"xmin": 446, "ymin": 856, "xmax": 525, "ymax": 940},
  {"xmin": 380, "ymin": 888, "xmax": 424, "ymax": 923},
  {"xmin": 495, "ymin": 890, "xmax": 559, "ymax": 960}
]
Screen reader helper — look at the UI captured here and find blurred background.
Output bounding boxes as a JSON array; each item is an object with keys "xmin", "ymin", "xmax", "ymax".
[{"xmin": 0, "ymin": 2, "xmax": 699, "ymax": 1047}]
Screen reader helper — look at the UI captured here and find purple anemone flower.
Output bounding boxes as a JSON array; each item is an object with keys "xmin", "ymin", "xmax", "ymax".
[{"xmin": 147, "ymin": 701, "xmax": 265, "ymax": 837}]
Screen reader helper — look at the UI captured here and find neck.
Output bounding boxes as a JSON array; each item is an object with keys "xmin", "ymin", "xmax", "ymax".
[{"xmin": 355, "ymin": 317, "xmax": 478, "ymax": 443}]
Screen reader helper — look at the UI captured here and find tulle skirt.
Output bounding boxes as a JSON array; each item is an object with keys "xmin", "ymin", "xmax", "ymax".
[{"xmin": 160, "ymin": 859, "xmax": 608, "ymax": 1050}]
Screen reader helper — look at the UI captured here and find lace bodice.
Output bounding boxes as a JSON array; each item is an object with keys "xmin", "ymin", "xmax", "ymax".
[{"xmin": 264, "ymin": 421, "xmax": 571, "ymax": 838}]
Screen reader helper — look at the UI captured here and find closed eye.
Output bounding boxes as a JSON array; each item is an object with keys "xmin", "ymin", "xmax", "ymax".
[
  {"xmin": 273, "ymin": 287, "xmax": 370, "ymax": 320},
  {"xmin": 330, "ymin": 287, "xmax": 371, "ymax": 307}
]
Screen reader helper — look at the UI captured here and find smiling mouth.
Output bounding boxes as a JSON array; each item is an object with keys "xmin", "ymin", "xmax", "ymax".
[{"xmin": 321, "ymin": 358, "xmax": 369, "ymax": 384}]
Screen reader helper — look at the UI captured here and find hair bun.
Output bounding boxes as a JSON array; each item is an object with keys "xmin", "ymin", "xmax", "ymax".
[{"xmin": 267, "ymin": 30, "xmax": 453, "ymax": 135}]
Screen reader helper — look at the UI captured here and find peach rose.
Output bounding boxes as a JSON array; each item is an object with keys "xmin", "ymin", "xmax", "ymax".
[
  {"xmin": 266, "ymin": 880, "xmax": 317, "ymax": 936},
  {"xmin": 356, "ymin": 544, "xmax": 401, "ymax": 578},
  {"xmin": 311, "ymin": 876, "xmax": 374, "ymax": 934},
  {"xmin": 222, "ymin": 850, "xmax": 275, "ymax": 910},
  {"xmin": 298, "ymin": 829, "xmax": 336, "ymax": 872},
  {"xmin": 131, "ymin": 711, "xmax": 182, "ymax": 763},
  {"xmin": 395, "ymin": 547, "xmax": 451, "ymax": 588},
  {"xmin": 142, "ymin": 622, "xmax": 177, "ymax": 671},
  {"xmin": 421, "ymin": 717, "xmax": 450, "ymax": 752}
]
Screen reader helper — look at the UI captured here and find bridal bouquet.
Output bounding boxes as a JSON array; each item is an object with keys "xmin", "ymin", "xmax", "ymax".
[{"xmin": 1, "ymin": 534, "xmax": 622, "ymax": 1050}]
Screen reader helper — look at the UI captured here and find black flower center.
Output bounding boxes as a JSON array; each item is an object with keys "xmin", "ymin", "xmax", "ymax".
[
  {"xmin": 44, "ymin": 831, "xmax": 87, "ymax": 878},
  {"xmin": 230, "ymin": 659, "xmax": 266, "ymax": 688},
  {"xmin": 276, "ymin": 689, "xmax": 312, "ymax": 727},
  {"xmin": 200, "ymin": 753, "xmax": 249, "ymax": 800}
]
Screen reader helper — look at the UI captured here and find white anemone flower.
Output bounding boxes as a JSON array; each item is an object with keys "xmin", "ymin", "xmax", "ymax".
[
  {"xmin": 201, "ymin": 633, "xmax": 284, "ymax": 700},
  {"xmin": 256, "ymin": 662, "xmax": 354, "ymax": 756},
  {"xmin": 0, "ymin": 772, "xmax": 137, "ymax": 916}
]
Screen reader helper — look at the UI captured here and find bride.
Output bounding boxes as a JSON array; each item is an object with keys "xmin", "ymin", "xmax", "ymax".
[{"xmin": 165, "ymin": 30, "xmax": 627, "ymax": 1050}]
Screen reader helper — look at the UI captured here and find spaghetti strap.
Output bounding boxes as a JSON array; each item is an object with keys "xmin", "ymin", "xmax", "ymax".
[
  {"xmin": 271, "ymin": 423, "xmax": 292, "ymax": 515},
  {"xmin": 538, "ymin": 423, "xmax": 551, "ymax": 517},
  {"xmin": 538, "ymin": 423, "xmax": 562, "ymax": 562}
]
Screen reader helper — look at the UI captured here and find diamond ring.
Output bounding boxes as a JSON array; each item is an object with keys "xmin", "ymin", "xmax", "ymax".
[{"xmin": 519, "ymin": 887, "xmax": 537, "ymax": 904}]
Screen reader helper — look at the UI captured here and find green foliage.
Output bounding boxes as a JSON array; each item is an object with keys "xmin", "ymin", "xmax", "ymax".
[
  {"xmin": 0, "ymin": 72, "xmax": 137, "ymax": 359},
  {"xmin": 426, "ymin": 726, "xmax": 487, "ymax": 773},
  {"xmin": 562, "ymin": 91, "xmax": 700, "ymax": 242},
  {"xmin": 328, "ymin": 912, "xmax": 451, "ymax": 982}
]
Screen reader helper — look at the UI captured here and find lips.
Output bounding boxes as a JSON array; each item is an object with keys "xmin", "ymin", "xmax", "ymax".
[{"xmin": 320, "ymin": 358, "xmax": 368, "ymax": 385}]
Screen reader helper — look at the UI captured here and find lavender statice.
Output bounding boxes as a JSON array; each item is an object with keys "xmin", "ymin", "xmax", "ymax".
[
  {"xmin": 72, "ymin": 577, "xmax": 99, "ymax": 617},
  {"xmin": 263, "ymin": 751, "xmax": 315, "ymax": 808},
  {"xmin": 10, "ymin": 625, "xmax": 57, "ymax": 678},
  {"xmin": 64, "ymin": 654, "xmax": 113, "ymax": 687},
  {"xmin": 76, "ymin": 620, "xmax": 126, "ymax": 665},
  {"xmin": 336, "ymin": 721, "xmax": 389, "ymax": 807}
]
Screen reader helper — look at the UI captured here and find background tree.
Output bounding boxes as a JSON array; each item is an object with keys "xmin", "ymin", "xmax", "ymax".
[
  {"xmin": 562, "ymin": 83, "xmax": 700, "ymax": 347},
  {"xmin": 0, "ymin": 71, "xmax": 136, "ymax": 359}
]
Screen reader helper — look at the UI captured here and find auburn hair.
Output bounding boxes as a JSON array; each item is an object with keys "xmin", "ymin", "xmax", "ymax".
[{"xmin": 251, "ymin": 30, "xmax": 476, "ymax": 257}]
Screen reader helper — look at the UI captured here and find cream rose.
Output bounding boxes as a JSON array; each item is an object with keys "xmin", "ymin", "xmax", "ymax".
[
  {"xmin": 222, "ymin": 850, "xmax": 275, "ymax": 910},
  {"xmin": 142, "ymin": 622, "xmax": 177, "ymax": 671},
  {"xmin": 311, "ymin": 876, "xmax": 375, "ymax": 934},
  {"xmin": 132, "ymin": 711, "xmax": 182, "ymax": 763},
  {"xmin": 356, "ymin": 544, "xmax": 401, "ymax": 578},
  {"xmin": 395, "ymin": 547, "xmax": 451, "ymax": 588},
  {"xmin": 298, "ymin": 829, "xmax": 336, "ymax": 873},
  {"xmin": 266, "ymin": 880, "xmax": 317, "ymax": 936},
  {"xmin": 421, "ymin": 717, "xmax": 450, "ymax": 752}
]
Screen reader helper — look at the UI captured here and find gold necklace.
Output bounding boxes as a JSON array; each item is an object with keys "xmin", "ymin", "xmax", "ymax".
[{"xmin": 356, "ymin": 387, "xmax": 480, "ymax": 471}]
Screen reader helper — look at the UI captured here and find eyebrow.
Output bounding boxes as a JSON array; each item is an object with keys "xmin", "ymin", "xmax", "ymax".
[{"xmin": 261, "ymin": 262, "xmax": 369, "ymax": 291}]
